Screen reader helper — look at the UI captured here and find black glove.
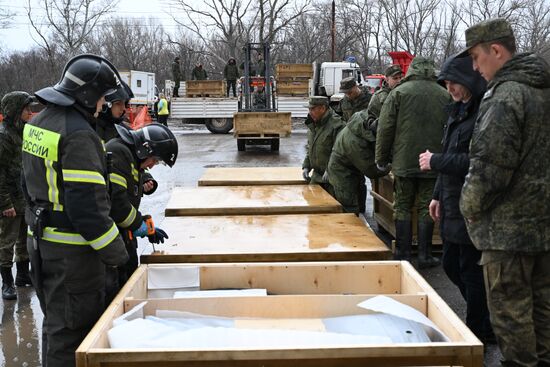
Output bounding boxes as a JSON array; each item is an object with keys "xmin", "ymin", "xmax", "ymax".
[
  {"xmin": 302, "ymin": 168, "xmax": 311, "ymax": 183},
  {"xmin": 148, "ymin": 227, "xmax": 168, "ymax": 244}
]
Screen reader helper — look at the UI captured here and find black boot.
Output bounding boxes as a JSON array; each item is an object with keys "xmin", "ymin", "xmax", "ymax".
[
  {"xmin": 417, "ymin": 219, "xmax": 440, "ymax": 269},
  {"xmin": 1, "ymin": 266, "xmax": 17, "ymax": 300},
  {"xmin": 15, "ymin": 260, "xmax": 32, "ymax": 287},
  {"xmin": 394, "ymin": 220, "xmax": 412, "ymax": 261}
]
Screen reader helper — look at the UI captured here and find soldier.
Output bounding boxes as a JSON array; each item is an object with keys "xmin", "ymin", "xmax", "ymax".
[
  {"xmin": 96, "ymin": 80, "xmax": 133, "ymax": 142},
  {"xmin": 366, "ymin": 65, "xmax": 403, "ymax": 125},
  {"xmin": 375, "ymin": 57, "xmax": 449, "ymax": 268},
  {"xmin": 257, "ymin": 53, "xmax": 266, "ymax": 77},
  {"xmin": 22, "ymin": 54, "xmax": 129, "ymax": 367},
  {"xmin": 418, "ymin": 53, "xmax": 495, "ymax": 344},
  {"xmin": 171, "ymin": 56, "xmax": 182, "ymax": 97},
  {"xmin": 302, "ymin": 96, "xmax": 345, "ymax": 197},
  {"xmin": 105, "ymin": 123, "xmax": 177, "ymax": 302},
  {"xmin": 327, "ymin": 110, "xmax": 389, "ymax": 214},
  {"xmin": 339, "ymin": 76, "xmax": 372, "ymax": 122},
  {"xmin": 191, "ymin": 62, "xmax": 207, "ymax": 80},
  {"xmin": 224, "ymin": 57, "xmax": 239, "ymax": 97},
  {"xmin": 0, "ymin": 91, "xmax": 35, "ymax": 300},
  {"xmin": 459, "ymin": 18, "xmax": 550, "ymax": 366}
]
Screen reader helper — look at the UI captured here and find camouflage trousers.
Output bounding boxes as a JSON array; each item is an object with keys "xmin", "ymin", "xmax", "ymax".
[
  {"xmin": 0, "ymin": 214, "xmax": 28, "ymax": 267},
  {"xmin": 393, "ymin": 176, "xmax": 436, "ymax": 221},
  {"xmin": 481, "ymin": 250, "xmax": 550, "ymax": 367}
]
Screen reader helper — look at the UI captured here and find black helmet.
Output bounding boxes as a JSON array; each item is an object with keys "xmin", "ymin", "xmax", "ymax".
[
  {"xmin": 115, "ymin": 123, "xmax": 178, "ymax": 167},
  {"xmin": 106, "ymin": 80, "xmax": 134, "ymax": 104},
  {"xmin": 35, "ymin": 54, "xmax": 121, "ymax": 109}
]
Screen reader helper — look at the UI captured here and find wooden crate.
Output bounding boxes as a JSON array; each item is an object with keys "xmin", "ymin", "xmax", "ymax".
[
  {"xmin": 185, "ymin": 80, "xmax": 226, "ymax": 97},
  {"xmin": 275, "ymin": 63, "xmax": 314, "ymax": 80},
  {"xmin": 233, "ymin": 112, "xmax": 291, "ymax": 137},
  {"xmin": 164, "ymin": 184, "xmax": 342, "ymax": 216},
  {"xmin": 76, "ymin": 261, "xmax": 482, "ymax": 367},
  {"xmin": 198, "ymin": 166, "xmax": 305, "ymax": 186},
  {"xmin": 276, "ymin": 80, "xmax": 309, "ymax": 96},
  {"xmin": 371, "ymin": 174, "xmax": 442, "ymax": 245},
  {"xmin": 141, "ymin": 213, "xmax": 391, "ymax": 263}
]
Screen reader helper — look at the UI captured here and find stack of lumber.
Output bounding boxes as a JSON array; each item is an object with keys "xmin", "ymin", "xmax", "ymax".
[{"xmin": 275, "ymin": 64, "xmax": 312, "ymax": 96}]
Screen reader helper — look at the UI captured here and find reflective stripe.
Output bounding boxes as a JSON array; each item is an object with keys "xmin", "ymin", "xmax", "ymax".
[
  {"xmin": 22, "ymin": 124, "xmax": 61, "ymax": 161},
  {"xmin": 62, "ymin": 169, "xmax": 106, "ymax": 185},
  {"xmin": 118, "ymin": 206, "xmax": 137, "ymax": 228},
  {"xmin": 65, "ymin": 71, "xmax": 85, "ymax": 86},
  {"xmin": 131, "ymin": 164, "xmax": 139, "ymax": 182},
  {"xmin": 109, "ymin": 173, "xmax": 127, "ymax": 189},
  {"xmin": 28, "ymin": 224, "xmax": 120, "ymax": 250},
  {"xmin": 45, "ymin": 159, "xmax": 63, "ymax": 211}
]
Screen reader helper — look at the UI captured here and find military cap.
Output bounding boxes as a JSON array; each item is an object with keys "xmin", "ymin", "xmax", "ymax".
[
  {"xmin": 385, "ymin": 65, "xmax": 403, "ymax": 77},
  {"xmin": 458, "ymin": 18, "xmax": 514, "ymax": 57},
  {"xmin": 339, "ymin": 77, "xmax": 357, "ymax": 92},
  {"xmin": 306, "ymin": 96, "xmax": 329, "ymax": 108}
]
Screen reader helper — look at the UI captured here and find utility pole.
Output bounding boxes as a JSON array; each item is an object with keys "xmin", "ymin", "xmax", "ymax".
[{"xmin": 331, "ymin": 0, "xmax": 336, "ymax": 62}]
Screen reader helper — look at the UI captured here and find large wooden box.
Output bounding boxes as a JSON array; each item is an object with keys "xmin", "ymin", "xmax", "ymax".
[
  {"xmin": 186, "ymin": 80, "xmax": 226, "ymax": 97},
  {"xmin": 141, "ymin": 213, "xmax": 391, "ymax": 263},
  {"xmin": 371, "ymin": 174, "xmax": 442, "ymax": 245},
  {"xmin": 276, "ymin": 80, "xmax": 309, "ymax": 96},
  {"xmin": 198, "ymin": 166, "xmax": 305, "ymax": 186},
  {"xmin": 165, "ymin": 184, "xmax": 341, "ymax": 216},
  {"xmin": 77, "ymin": 261, "xmax": 482, "ymax": 367},
  {"xmin": 275, "ymin": 63, "xmax": 314, "ymax": 80},
  {"xmin": 233, "ymin": 112, "xmax": 291, "ymax": 137}
]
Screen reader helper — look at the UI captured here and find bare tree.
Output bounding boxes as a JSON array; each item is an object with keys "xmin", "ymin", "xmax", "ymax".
[
  {"xmin": 515, "ymin": 0, "xmax": 550, "ymax": 54},
  {"xmin": 0, "ymin": 1, "xmax": 16, "ymax": 28},
  {"xmin": 26, "ymin": 0, "xmax": 119, "ymax": 64},
  {"xmin": 255, "ymin": 0, "xmax": 311, "ymax": 45}
]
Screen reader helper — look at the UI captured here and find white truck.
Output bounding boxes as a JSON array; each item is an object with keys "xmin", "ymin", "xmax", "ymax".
[
  {"xmin": 166, "ymin": 61, "xmax": 365, "ymax": 134},
  {"xmin": 119, "ymin": 70, "xmax": 157, "ymax": 109}
]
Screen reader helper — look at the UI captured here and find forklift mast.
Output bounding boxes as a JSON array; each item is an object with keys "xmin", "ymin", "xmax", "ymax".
[{"xmin": 241, "ymin": 42, "xmax": 276, "ymax": 112}]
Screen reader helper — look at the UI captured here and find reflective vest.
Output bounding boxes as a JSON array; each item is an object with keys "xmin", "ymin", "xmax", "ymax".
[{"xmin": 158, "ymin": 98, "xmax": 169, "ymax": 116}]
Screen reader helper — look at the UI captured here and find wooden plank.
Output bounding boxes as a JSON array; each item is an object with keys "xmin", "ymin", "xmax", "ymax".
[
  {"xmin": 198, "ymin": 166, "xmax": 305, "ymax": 186},
  {"xmin": 275, "ymin": 63, "xmax": 313, "ymax": 79},
  {"xmin": 141, "ymin": 214, "xmax": 390, "ymax": 263},
  {"xmin": 164, "ymin": 185, "xmax": 342, "ymax": 216},
  {"xmin": 185, "ymin": 80, "xmax": 226, "ymax": 97},
  {"xmin": 233, "ymin": 112, "xmax": 291, "ymax": 136}
]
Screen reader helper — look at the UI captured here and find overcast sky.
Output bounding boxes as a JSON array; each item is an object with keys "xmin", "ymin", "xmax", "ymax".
[{"xmin": 0, "ymin": 0, "xmax": 182, "ymax": 52}]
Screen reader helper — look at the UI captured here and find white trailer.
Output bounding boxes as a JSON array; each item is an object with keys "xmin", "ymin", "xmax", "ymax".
[{"xmin": 119, "ymin": 70, "xmax": 157, "ymax": 107}]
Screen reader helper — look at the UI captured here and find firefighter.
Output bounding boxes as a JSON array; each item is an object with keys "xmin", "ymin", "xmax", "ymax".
[
  {"xmin": 105, "ymin": 123, "xmax": 177, "ymax": 302},
  {"xmin": 96, "ymin": 80, "xmax": 134, "ymax": 142},
  {"xmin": 22, "ymin": 54, "xmax": 129, "ymax": 367}
]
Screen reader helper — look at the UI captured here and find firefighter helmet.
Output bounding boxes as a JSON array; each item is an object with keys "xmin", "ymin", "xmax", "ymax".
[{"xmin": 115, "ymin": 123, "xmax": 178, "ymax": 167}]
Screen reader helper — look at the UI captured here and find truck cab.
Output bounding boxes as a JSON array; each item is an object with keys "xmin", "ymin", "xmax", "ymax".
[{"xmin": 315, "ymin": 62, "xmax": 365, "ymax": 104}]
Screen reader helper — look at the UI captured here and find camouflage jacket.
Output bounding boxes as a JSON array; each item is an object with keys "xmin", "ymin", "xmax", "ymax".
[
  {"xmin": 460, "ymin": 53, "xmax": 550, "ymax": 252},
  {"xmin": 366, "ymin": 82, "xmax": 391, "ymax": 123},
  {"xmin": 328, "ymin": 110, "xmax": 387, "ymax": 190},
  {"xmin": 340, "ymin": 86, "xmax": 372, "ymax": 122},
  {"xmin": 302, "ymin": 109, "xmax": 345, "ymax": 184},
  {"xmin": 224, "ymin": 62, "xmax": 240, "ymax": 81},
  {"xmin": 0, "ymin": 120, "xmax": 25, "ymax": 212},
  {"xmin": 375, "ymin": 57, "xmax": 449, "ymax": 177},
  {"xmin": 192, "ymin": 67, "xmax": 207, "ymax": 80},
  {"xmin": 171, "ymin": 61, "xmax": 182, "ymax": 81}
]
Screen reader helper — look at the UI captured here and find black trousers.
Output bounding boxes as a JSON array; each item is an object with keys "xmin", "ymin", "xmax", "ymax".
[
  {"xmin": 227, "ymin": 80, "xmax": 237, "ymax": 97},
  {"xmin": 158, "ymin": 115, "xmax": 168, "ymax": 126},
  {"xmin": 442, "ymin": 240, "xmax": 493, "ymax": 340}
]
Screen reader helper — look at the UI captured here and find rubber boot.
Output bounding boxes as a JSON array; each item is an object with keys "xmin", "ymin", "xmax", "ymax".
[
  {"xmin": 1, "ymin": 266, "xmax": 17, "ymax": 300},
  {"xmin": 15, "ymin": 260, "xmax": 32, "ymax": 287},
  {"xmin": 417, "ymin": 220, "xmax": 441, "ymax": 269},
  {"xmin": 394, "ymin": 220, "xmax": 412, "ymax": 261}
]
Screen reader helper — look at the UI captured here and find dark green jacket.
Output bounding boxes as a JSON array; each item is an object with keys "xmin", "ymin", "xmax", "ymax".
[
  {"xmin": 192, "ymin": 67, "xmax": 207, "ymax": 80},
  {"xmin": 367, "ymin": 82, "xmax": 391, "ymax": 123},
  {"xmin": 375, "ymin": 57, "xmax": 449, "ymax": 177},
  {"xmin": 257, "ymin": 60, "xmax": 266, "ymax": 77},
  {"xmin": 224, "ymin": 62, "xmax": 239, "ymax": 81},
  {"xmin": 460, "ymin": 53, "xmax": 550, "ymax": 252},
  {"xmin": 0, "ymin": 117, "xmax": 25, "ymax": 212},
  {"xmin": 302, "ymin": 109, "xmax": 345, "ymax": 184},
  {"xmin": 171, "ymin": 61, "xmax": 182, "ymax": 82},
  {"xmin": 340, "ymin": 86, "xmax": 372, "ymax": 122},
  {"xmin": 328, "ymin": 110, "xmax": 387, "ymax": 190}
]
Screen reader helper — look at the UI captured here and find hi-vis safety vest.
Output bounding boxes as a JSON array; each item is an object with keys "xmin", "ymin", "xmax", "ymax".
[
  {"xmin": 21, "ymin": 104, "xmax": 125, "ymax": 254},
  {"xmin": 158, "ymin": 98, "xmax": 169, "ymax": 116}
]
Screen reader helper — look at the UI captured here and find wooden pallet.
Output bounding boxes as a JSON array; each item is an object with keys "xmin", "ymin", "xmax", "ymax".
[
  {"xmin": 275, "ymin": 63, "xmax": 313, "ymax": 79},
  {"xmin": 233, "ymin": 112, "xmax": 291, "ymax": 136},
  {"xmin": 276, "ymin": 80, "xmax": 309, "ymax": 96},
  {"xmin": 186, "ymin": 80, "xmax": 226, "ymax": 98}
]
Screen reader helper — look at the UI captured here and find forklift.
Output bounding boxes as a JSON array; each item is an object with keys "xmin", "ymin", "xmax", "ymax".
[{"xmin": 236, "ymin": 42, "xmax": 281, "ymax": 152}]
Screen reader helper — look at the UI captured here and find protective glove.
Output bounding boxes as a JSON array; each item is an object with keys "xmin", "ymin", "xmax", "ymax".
[
  {"xmin": 302, "ymin": 168, "xmax": 311, "ymax": 183},
  {"xmin": 148, "ymin": 227, "xmax": 168, "ymax": 244},
  {"xmin": 321, "ymin": 170, "xmax": 329, "ymax": 183},
  {"xmin": 132, "ymin": 221, "xmax": 148, "ymax": 238}
]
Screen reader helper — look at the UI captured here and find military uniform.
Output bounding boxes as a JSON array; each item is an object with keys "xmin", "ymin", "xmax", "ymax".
[
  {"xmin": 327, "ymin": 110, "xmax": 387, "ymax": 213},
  {"xmin": 191, "ymin": 65, "xmax": 207, "ymax": 80},
  {"xmin": 339, "ymin": 77, "xmax": 372, "ymax": 122},
  {"xmin": 171, "ymin": 58, "xmax": 182, "ymax": 97},
  {"xmin": 224, "ymin": 58, "xmax": 239, "ymax": 97},
  {"xmin": 0, "ymin": 92, "xmax": 32, "ymax": 300},
  {"xmin": 22, "ymin": 55, "xmax": 128, "ymax": 367},
  {"xmin": 459, "ymin": 18, "xmax": 550, "ymax": 366},
  {"xmin": 366, "ymin": 83, "xmax": 390, "ymax": 123},
  {"xmin": 257, "ymin": 58, "xmax": 266, "ymax": 77},
  {"xmin": 376, "ymin": 57, "xmax": 449, "ymax": 263}
]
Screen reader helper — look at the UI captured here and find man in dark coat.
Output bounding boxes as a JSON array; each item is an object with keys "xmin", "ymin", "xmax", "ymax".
[
  {"xmin": 418, "ymin": 53, "xmax": 494, "ymax": 344},
  {"xmin": 171, "ymin": 57, "xmax": 182, "ymax": 97},
  {"xmin": 224, "ymin": 57, "xmax": 239, "ymax": 97}
]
